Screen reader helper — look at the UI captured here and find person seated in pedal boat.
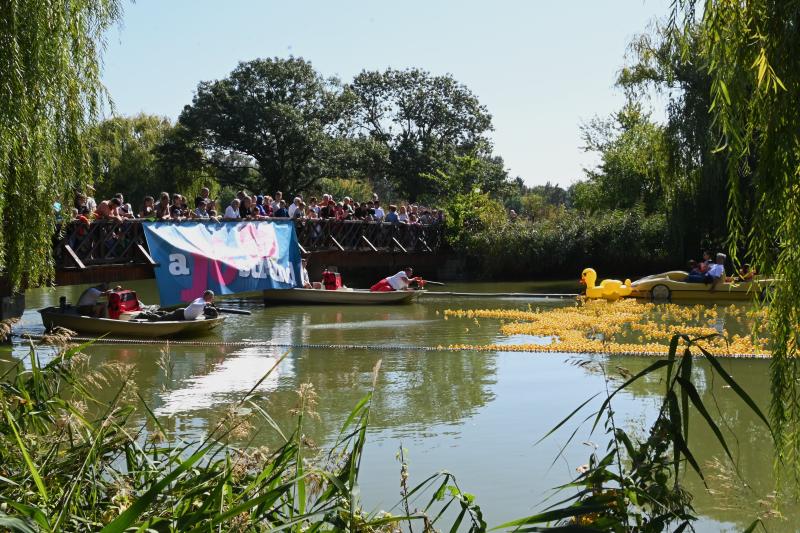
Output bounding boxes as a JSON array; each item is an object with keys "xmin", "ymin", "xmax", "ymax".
[
  {"xmin": 705, "ymin": 253, "xmax": 727, "ymax": 291},
  {"xmin": 698, "ymin": 250, "xmax": 714, "ymax": 274},
  {"xmin": 369, "ymin": 267, "xmax": 424, "ymax": 292},
  {"xmin": 736, "ymin": 263, "xmax": 755, "ymax": 282},
  {"xmin": 76, "ymin": 282, "xmax": 121, "ymax": 317},
  {"xmin": 685, "ymin": 259, "xmax": 705, "ymax": 283}
]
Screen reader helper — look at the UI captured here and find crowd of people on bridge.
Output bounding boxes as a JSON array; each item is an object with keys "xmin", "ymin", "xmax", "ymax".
[{"xmin": 69, "ymin": 186, "xmax": 444, "ymax": 226}]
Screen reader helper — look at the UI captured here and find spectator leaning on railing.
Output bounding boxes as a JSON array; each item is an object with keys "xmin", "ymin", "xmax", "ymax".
[{"xmin": 72, "ymin": 185, "xmax": 445, "ymax": 227}]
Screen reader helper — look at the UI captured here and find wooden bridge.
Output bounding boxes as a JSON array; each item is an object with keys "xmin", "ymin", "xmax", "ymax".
[{"xmin": 52, "ymin": 219, "xmax": 448, "ymax": 286}]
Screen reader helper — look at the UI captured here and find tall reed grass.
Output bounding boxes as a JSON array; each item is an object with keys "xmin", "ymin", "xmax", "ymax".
[
  {"xmin": 0, "ymin": 341, "xmax": 484, "ymax": 532},
  {"xmin": 0, "ymin": 330, "xmax": 767, "ymax": 531}
]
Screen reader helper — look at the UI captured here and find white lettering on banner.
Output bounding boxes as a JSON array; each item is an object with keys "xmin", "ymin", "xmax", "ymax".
[
  {"xmin": 169, "ymin": 254, "xmax": 190, "ymax": 275},
  {"xmin": 268, "ymin": 259, "xmax": 296, "ymax": 285},
  {"xmin": 238, "ymin": 259, "xmax": 295, "ymax": 284}
]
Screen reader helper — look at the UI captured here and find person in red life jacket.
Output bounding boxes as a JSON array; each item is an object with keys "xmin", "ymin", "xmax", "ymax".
[{"xmin": 370, "ymin": 267, "xmax": 425, "ymax": 292}]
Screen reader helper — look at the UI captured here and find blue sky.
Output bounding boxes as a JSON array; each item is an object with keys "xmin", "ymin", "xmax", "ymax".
[{"xmin": 102, "ymin": 0, "xmax": 671, "ymax": 187}]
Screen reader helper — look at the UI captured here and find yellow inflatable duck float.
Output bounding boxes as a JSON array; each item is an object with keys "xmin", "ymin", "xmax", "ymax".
[{"xmin": 580, "ymin": 268, "xmax": 633, "ymax": 301}]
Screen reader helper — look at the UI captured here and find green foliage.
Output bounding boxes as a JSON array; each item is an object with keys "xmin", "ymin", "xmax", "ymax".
[
  {"xmin": 509, "ymin": 333, "xmax": 769, "ymax": 530},
  {"xmin": 0, "ymin": 344, "xmax": 486, "ymax": 532},
  {"xmin": 309, "ymin": 177, "xmax": 373, "ymax": 203},
  {"xmin": 442, "ymin": 191, "xmax": 507, "ymax": 251},
  {"xmin": 673, "ymin": 0, "xmax": 800, "ymax": 490},
  {"xmin": 0, "ymin": 0, "xmax": 122, "ymax": 289},
  {"xmin": 618, "ymin": 23, "xmax": 731, "ymax": 261},
  {"xmin": 348, "ymin": 68, "xmax": 497, "ymax": 200},
  {"xmin": 500, "ymin": 180, "xmax": 569, "ymax": 218},
  {"xmin": 449, "ymin": 207, "xmax": 669, "ymax": 279},
  {"xmin": 421, "ymin": 152, "xmax": 508, "ymax": 203},
  {"xmin": 178, "ymin": 57, "xmax": 350, "ymax": 195},
  {"xmin": 573, "ymin": 104, "xmax": 668, "ymax": 214},
  {"xmin": 88, "ymin": 114, "xmax": 177, "ymax": 207}
]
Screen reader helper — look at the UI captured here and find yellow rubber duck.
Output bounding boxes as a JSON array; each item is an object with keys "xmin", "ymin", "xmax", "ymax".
[{"xmin": 580, "ymin": 268, "xmax": 633, "ymax": 301}]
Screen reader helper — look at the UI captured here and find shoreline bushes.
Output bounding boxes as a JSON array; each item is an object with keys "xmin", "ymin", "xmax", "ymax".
[{"xmin": 445, "ymin": 193, "xmax": 672, "ymax": 279}]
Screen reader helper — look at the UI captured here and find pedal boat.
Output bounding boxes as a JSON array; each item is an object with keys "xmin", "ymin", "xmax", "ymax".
[
  {"xmin": 263, "ymin": 288, "xmax": 422, "ymax": 305},
  {"xmin": 39, "ymin": 305, "xmax": 225, "ymax": 338},
  {"xmin": 629, "ymin": 271, "xmax": 775, "ymax": 301}
]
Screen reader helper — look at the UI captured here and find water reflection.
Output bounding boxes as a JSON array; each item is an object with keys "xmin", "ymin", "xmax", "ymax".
[
  {"xmin": 2, "ymin": 280, "xmax": 786, "ymax": 530},
  {"xmin": 594, "ymin": 355, "xmax": 790, "ymax": 531},
  {"xmin": 156, "ymin": 347, "xmax": 285, "ymax": 416}
]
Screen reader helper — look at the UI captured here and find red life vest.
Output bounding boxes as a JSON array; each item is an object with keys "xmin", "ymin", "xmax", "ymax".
[
  {"xmin": 322, "ymin": 270, "xmax": 342, "ymax": 290},
  {"xmin": 107, "ymin": 290, "xmax": 141, "ymax": 319}
]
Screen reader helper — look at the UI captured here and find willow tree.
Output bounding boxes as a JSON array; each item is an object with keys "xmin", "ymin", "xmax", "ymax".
[
  {"xmin": 0, "ymin": 0, "xmax": 121, "ymax": 290},
  {"xmin": 674, "ymin": 1, "xmax": 800, "ymax": 485}
]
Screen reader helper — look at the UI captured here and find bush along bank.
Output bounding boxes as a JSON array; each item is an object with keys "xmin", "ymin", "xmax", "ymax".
[{"xmin": 444, "ymin": 193, "xmax": 673, "ymax": 280}]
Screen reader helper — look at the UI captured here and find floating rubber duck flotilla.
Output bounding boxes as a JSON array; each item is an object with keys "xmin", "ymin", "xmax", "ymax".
[{"xmin": 580, "ymin": 268, "xmax": 632, "ymax": 301}]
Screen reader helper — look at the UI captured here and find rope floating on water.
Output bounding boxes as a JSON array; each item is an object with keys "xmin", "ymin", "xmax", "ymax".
[
  {"xmin": 420, "ymin": 292, "xmax": 579, "ymax": 299},
  {"xmin": 14, "ymin": 333, "xmax": 770, "ymax": 359}
]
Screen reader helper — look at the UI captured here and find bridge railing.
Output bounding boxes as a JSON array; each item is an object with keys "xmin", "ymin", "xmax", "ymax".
[{"xmin": 54, "ymin": 219, "xmax": 444, "ymax": 269}]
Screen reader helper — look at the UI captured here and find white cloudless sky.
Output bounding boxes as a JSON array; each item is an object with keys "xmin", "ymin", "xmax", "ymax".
[{"xmin": 102, "ymin": 0, "xmax": 671, "ymax": 188}]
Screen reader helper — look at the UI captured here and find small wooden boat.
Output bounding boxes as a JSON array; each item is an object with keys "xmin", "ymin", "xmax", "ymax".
[
  {"xmin": 39, "ymin": 306, "xmax": 225, "ymax": 338},
  {"xmin": 263, "ymin": 288, "xmax": 422, "ymax": 305}
]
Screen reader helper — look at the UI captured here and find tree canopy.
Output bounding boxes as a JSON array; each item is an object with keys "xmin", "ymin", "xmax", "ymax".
[
  {"xmin": 572, "ymin": 104, "xmax": 668, "ymax": 214},
  {"xmin": 348, "ymin": 68, "xmax": 497, "ymax": 200},
  {"xmin": 0, "ymin": 0, "xmax": 122, "ymax": 289},
  {"xmin": 88, "ymin": 114, "xmax": 178, "ymax": 205},
  {"xmin": 178, "ymin": 57, "xmax": 348, "ymax": 195}
]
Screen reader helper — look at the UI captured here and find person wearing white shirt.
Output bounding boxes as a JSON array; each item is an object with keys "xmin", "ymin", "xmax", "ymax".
[
  {"xmin": 373, "ymin": 201, "xmax": 385, "ymax": 221},
  {"xmin": 158, "ymin": 290, "xmax": 215, "ymax": 321},
  {"xmin": 183, "ymin": 291, "xmax": 214, "ymax": 320},
  {"xmin": 370, "ymin": 267, "xmax": 419, "ymax": 292},
  {"xmin": 288, "ymin": 197, "xmax": 302, "ymax": 218},
  {"xmin": 271, "ymin": 191, "xmax": 283, "ymax": 213},
  {"xmin": 224, "ymin": 199, "xmax": 241, "ymax": 219},
  {"xmin": 706, "ymin": 253, "xmax": 727, "ymax": 290},
  {"xmin": 299, "ymin": 258, "xmax": 312, "ymax": 288},
  {"xmin": 76, "ymin": 282, "xmax": 112, "ymax": 316}
]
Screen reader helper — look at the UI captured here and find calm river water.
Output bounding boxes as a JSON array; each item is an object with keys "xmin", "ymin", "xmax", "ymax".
[{"xmin": 3, "ymin": 280, "xmax": 792, "ymax": 531}]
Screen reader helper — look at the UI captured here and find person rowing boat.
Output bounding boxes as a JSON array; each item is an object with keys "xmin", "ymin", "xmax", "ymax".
[{"xmin": 370, "ymin": 267, "xmax": 425, "ymax": 292}]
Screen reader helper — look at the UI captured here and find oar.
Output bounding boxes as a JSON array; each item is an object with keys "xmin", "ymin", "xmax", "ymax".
[
  {"xmin": 423, "ymin": 280, "xmax": 445, "ymax": 286},
  {"xmin": 215, "ymin": 307, "xmax": 252, "ymax": 316}
]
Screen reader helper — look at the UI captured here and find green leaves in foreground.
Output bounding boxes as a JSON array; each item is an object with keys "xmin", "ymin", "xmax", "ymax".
[
  {"xmin": 501, "ymin": 333, "xmax": 770, "ymax": 531},
  {"xmin": 0, "ymin": 347, "xmax": 485, "ymax": 532}
]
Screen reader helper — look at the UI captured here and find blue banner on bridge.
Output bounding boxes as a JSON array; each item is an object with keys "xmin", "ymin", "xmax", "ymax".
[{"xmin": 142, "ymin": 221, "xmax": 302, "ymax": 306}]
